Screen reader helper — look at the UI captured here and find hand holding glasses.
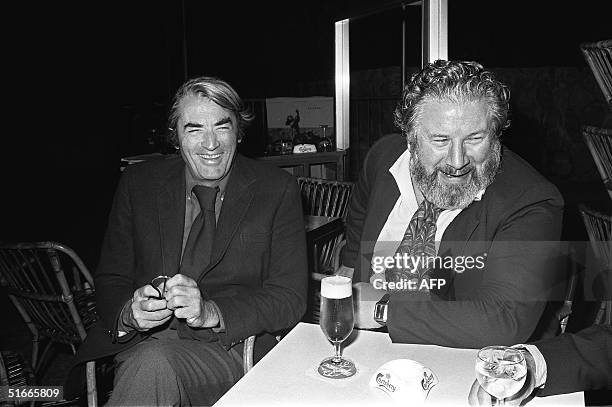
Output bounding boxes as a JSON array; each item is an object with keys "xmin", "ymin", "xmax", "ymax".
[
  {"xmin": 147, "ymin": 274, "xmax": 216, "ymax": 328},
  {"xmin": 150, "ymin": 275, "xmax": 170, "ymax": 299},
  {"xmin": 121, "ymin": 276, "xmax": 173, "ymax": 331}
]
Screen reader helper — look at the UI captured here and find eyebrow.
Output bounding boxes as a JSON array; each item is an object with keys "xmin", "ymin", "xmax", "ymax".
[
  {"xmin": 183, "ymin": 116, "xmax": 233, "ymax": 130},
  {"xmin": 429, "ymin": 130, "xmax": 488, "ymax": 138},
  {"xmin": 215, "ymin": 117, "xmax": 233, "ymax": 126}
]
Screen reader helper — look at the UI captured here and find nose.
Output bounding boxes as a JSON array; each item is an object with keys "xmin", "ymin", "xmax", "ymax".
[
  {"xmin": 200, "ymin": 130, "xmax": 220, "ymax": 150},
  {"xmin": 447, "ymin": 141, "xmax": 469, "ymax": 170}
]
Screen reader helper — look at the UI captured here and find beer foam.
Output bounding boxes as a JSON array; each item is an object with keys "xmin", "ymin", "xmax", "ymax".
[{"xmin": 320, "ymin": 276, "xmax": 352, "ymax": 299}]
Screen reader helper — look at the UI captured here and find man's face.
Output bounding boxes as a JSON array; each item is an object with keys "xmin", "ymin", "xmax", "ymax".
[
  {"xmin": 177, "ymin": 95, "xmax": 238, "ymax": 186},
  {"xmin": 409, "ymin": 98, "xmax": 501, "ymax": 209}
]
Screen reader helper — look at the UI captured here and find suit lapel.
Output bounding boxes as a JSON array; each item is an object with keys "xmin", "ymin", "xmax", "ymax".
[
  {"xmin": 198, "ymin": 156, "xmax": 255, "ymax": 281},
  {"xmin": 158, "ymin": 159, "xmax": 186, "ymax": 277},
  {"xmin": 371, "ymin": 170, "xmax": 400, "ymax": 239},
  {"xmin": 439, "ymin": 197, "xmax": 483, "ymax": 256}
]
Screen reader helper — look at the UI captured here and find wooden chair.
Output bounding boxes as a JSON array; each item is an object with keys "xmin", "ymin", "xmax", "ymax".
[
  {"xmin": 0, "ymin": 242, "xmax": 98, "ymax": 406},
  {"xmin": 579, "ymin": 206, "xmax": 612, "ymax": 326},
  {"xmin": 554, "ymin": 246, "xmax": 580, "ymax": 335},
  {"xmin": 580, "ymin": 39, "xmax": 612, "ymax": 108},
  {"xmin": 297, "ymin": 177, "xmax": 354, "ymax": 323},
  {"xmin": 582, "ymin": 126, "xmax": 612, "ymax": 200},
  {"xmin": 297, "ymin": 176, "xmax": 354, "ymax": 271},
  {"xmin": 297, "ymin": 177, "xmax": 354, "ymax": 220},
  {"xmin": 306, "ymin": 223, "xmax": 347, "ymax": 324},
  {"xmin": 0, "ymin": 350, "xmax": 36, "ymax": 388},
  {"xmin": 242, "ymin": 336, "xmax": 256, "ymax": 374}
]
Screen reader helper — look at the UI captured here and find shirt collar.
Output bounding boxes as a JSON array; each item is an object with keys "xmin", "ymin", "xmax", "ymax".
[
  {"xmin": 184, "ymin": 166, "xmax": 230, "ymax": 201},
  {"xmin": 388, "ymin": 148, "xmax": 486, "ymax": 203},
  {"xmin": 389, "ymin": 148, "xmax": 418, "ymax": 206}
]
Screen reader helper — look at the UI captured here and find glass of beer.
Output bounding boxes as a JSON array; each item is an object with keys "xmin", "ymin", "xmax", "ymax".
[
  {"xmin": 318, "ymin": 276, "xmax": 356, "ymax": 378},
  {"xmin": 475, "ymin": 346, "xmax": 527, "ymax": 405}
]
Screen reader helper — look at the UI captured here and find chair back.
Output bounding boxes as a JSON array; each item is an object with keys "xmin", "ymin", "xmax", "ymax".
[
  {"xmin": 297, "ymin": 177, "xmax": 354, "ymax": 220},
  {"xmin": 582, "ymin": 126, "xmax": 612, "ymax": 199},
  {"xmin": 306, "ymin": 224, "xmax": 346, "ymax": 324},
  {"xmin": 579, "ymin": 206, "xmax": 611, "ymax": 267},
  {"xmin": 0, "ymin": 242, "xmax": 98, "ymax": 348},
  {"xmin": 558, "ymin": 247, "xmax": 580, "ymax": 334},
  {"xmin": 579, "ymin": 206, "xmax": 612, "ymax": 325},
  {"xmin": 580, "ymin": 39, "xmax": 612, "ymax": 108},
  {"xmin": 0, "ymin": 351, "xmax": 36, "ymax": 387},
  {"xmin": 297, "ymin": 178, "xmax": 353, "ymax": 323}
]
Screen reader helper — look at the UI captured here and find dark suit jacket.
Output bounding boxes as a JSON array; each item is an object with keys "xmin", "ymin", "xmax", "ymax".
[
  {"xmin": 342, "ymin": 134, "xmax": 564, "ymax": 348},
  {"xmin": 536, "ymin": 324, "xmax": 612, "ymax": 396},
  {"xmin": 69, "ymin": 154, "xmax": 307, "ymax": 386}
]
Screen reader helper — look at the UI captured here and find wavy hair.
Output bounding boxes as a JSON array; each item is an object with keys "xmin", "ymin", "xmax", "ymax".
[
  {"xmin": 167, "ymin": 76, "xmax": 255, "ymax": 145},
  {"xmin": 394, "ymin": 60, "xmax": 511, "ymax": 143}
]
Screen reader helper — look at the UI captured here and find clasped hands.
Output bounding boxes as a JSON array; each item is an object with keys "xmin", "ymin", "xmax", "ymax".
[{"xmin": 121, "ymin": 274, "xmax": 219, "ymax": 332}]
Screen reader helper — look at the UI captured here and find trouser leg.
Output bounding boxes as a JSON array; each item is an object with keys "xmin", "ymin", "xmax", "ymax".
[{"xmin": 107, "ymin": 331, "xmax": 243, "ymax": 406}]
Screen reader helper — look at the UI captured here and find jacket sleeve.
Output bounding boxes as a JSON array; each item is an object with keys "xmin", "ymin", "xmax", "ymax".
[
  {"xmin": 535, "ymin": 324, "xmax": 612, "ymax": 396},
  {"xmin": 212, "ymin": 177, "xmax": 308, "ymax": 347},
  {"xmin": 93, "ymin": 168, "xmax": 141, "ymax": 343},
  {"xmin": 387, "ymin": 185, "xmax": 565, "ymax": 348}
]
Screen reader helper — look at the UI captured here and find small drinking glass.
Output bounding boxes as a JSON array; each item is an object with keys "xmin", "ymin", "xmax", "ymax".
[
  {"xmin": 150, "ymin": 275, "xmax": 170, "ymax": 299},
  {"xmin": 475, "ymin": 346, "xmax": 527, "ymax": 405},
  {"xmin": 317, "ymin": 276, "xmax": 356, "ymax": 379}
]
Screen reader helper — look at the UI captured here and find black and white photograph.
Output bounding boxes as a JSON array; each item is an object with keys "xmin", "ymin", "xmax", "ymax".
[{"xmin": 0, "ymin": 1, "xmax": 610, "ymax": 406}]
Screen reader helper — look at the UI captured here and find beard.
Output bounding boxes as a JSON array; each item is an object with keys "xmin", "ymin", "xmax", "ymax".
[{"xmin": 410, "ymin": 139, "xmax": 501, "ymax": 209}]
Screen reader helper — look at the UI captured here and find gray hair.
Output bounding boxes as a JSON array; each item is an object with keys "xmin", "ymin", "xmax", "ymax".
[
  {"xmin": 167, "ymin": 76, "xmax": 254, "ymax": 145},
  {"xmin": 394, "ymin": 60, "xmax": 511, "ymax": 144}
]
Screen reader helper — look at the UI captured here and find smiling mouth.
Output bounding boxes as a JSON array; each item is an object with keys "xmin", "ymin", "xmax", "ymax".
[
  {"xmin": 198, "ymin": 153, "xmax": 222, "ymax": 160},
  {"xmin": 439, "ymin": 167, "xmax": 472, "ymax": 178}
]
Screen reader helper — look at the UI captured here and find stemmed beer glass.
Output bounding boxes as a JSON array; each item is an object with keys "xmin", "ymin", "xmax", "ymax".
[
  {"xmin": 318, "ymin": 276, "xmax": 356, "ymax": 379},
  {"xmin": 475, "ymin": 346, "xmax": 527, "ymax": 405}
]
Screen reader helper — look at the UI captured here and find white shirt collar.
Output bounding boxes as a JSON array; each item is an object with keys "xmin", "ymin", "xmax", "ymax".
[{"xmin": 389, "ymin": 148, "xmax": 418, "ymax": 205}]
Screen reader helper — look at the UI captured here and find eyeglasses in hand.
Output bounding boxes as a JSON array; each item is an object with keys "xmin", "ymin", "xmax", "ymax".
[{"xmin": 149, "ymin": 275, "xmax": 170, "ymax": 300}]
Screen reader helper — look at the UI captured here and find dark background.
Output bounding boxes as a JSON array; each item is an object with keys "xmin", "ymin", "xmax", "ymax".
[
  {"xmin": 1, "ymin": 0, "xmax": 611, "ymax": 397},
  {"xmin": 6, "ymin": 0, "xmax": 610, "ymax": 261}
]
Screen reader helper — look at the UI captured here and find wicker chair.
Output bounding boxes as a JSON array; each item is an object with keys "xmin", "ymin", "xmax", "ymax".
[
  {"xmin": 0, "ymin": 350, "xmax": 36, "ymax": 388},
  {"xmin": 0, "ymin": 242, "xmax": 98, "ymax": 406},
  {"xmin": 582, "ymin": 126, "xmax": 612, "ymax": 200},
  {"xmin": 580, "ymin": 39, "xmax": 612, "ymax": 108},
  {"xmin": 297, "ymin": 176, "xmax": 354, "ymax": 278},
  {"xmin": 297, "ymin": 177, "xmax": 354, "ymax": 321},
  {"xmin": 557, "ymin": 247, "xmax": 580, "ymax": 335},
  {"xmin": 579, "ymin": 206, "xmax": 612, "ymax": 326},
  {"xmin": 297, "ymin": 177, "xmax": 354, "ymax": 220}
]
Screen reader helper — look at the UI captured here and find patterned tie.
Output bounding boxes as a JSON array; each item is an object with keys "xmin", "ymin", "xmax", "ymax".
[
  {"xmin": 385, "ymin": 198, "xmax": 443, "ymax": 292},
  {"xmin": 179, "ymin": 185, "xmax": 218, "ymax": 279}
]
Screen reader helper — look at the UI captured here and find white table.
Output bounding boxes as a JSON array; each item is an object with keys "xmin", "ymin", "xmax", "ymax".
[{"xmin": 215, "ymin": 323, "xmax": 584, "ymax": 407}]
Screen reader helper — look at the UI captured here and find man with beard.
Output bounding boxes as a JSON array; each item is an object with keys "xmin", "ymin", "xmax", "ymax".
[{"xmin": 342, "ymin": 60, "xmax": 564, "ymax": 347}]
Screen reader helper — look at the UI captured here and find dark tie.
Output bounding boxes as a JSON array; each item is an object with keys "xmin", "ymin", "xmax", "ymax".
[
  {"xmin": 180, "ymin": 185, "xmax": 219, "ymax": 279},
  {"xmin": 384, "ymin": 198, "xmax": 443, "ymax": 292}
]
